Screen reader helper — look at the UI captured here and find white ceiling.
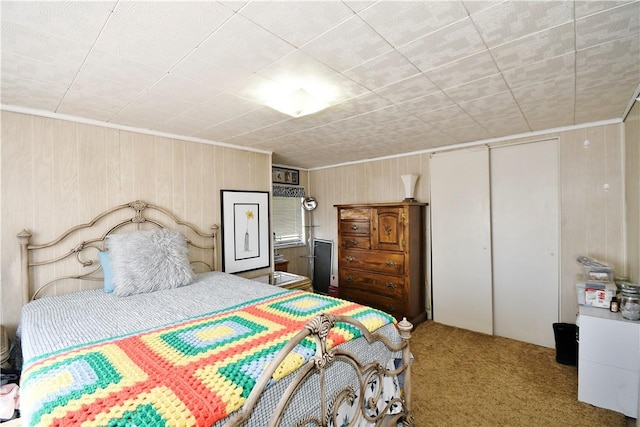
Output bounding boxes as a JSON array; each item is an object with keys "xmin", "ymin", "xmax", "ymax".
[{"xmin": 2, "ymin": 1, "xmax": 639, "ymax": 169}]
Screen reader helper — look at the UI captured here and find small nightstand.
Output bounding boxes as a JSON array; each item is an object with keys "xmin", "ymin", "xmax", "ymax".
[
  {"xmin": 274, "ymin": 258, "xmax": 289, "ymax": 272},
  {"xmin": 254, "ymin": 272, "xmax": 312, "ymax": 292}
]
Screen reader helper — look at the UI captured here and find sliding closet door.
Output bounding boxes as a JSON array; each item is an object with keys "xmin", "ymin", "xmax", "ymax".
[
  {"xmin": 491, "ymin": 140, "xmax": 559, "ymax": 348},
  {"xmin": 431, "ymin": 147, "xmax": 493, "ymax": 335}
]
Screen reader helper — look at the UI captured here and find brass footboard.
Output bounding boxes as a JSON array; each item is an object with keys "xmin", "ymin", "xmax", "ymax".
[{"xmin": 224, "ymin": 313, "xmax": 414, "ymax": 427}]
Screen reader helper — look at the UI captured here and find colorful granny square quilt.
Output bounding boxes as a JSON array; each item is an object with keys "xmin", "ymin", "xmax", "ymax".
[{"xmin": 21, "ymin": 291, "xmax": 394, "ymax": 426}]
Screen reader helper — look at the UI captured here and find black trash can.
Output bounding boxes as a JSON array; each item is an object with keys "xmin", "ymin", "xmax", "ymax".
[{"xmin": 553, "ymin": 322, "xmax": 578, "ymax": 366}]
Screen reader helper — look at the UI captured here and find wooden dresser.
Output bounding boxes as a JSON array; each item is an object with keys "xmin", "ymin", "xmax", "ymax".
[{"xmin": 335, "ymin": 202, "xmax": 427, "ymax": 325}]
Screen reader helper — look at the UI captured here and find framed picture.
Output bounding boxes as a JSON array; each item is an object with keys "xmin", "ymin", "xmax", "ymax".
[
  {"xmin": 220, "ymin": 190, "xmax": 271, "ymax": 273},
  {"xmin": 272, "ymin": 166, "xmax": 299, "ymax": 185}
]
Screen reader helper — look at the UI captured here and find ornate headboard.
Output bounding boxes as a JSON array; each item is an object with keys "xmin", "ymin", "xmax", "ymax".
[{"xmin": 18, "ymin": 200, "xmax": 218, "ymax": 303}]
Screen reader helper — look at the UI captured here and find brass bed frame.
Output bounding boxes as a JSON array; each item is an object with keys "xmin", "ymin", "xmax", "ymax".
[{"xmin": 18, "ymin": 200, "xmax": 414, "ymax": 426}]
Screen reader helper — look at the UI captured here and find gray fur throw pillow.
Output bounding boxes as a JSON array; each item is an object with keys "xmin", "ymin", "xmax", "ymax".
[{"xmin": 107, "ymin": 229, "xmax": 195, "ymax": 297}]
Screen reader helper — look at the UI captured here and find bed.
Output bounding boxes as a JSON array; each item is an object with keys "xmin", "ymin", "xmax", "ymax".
[{"xmin": 15, "ymin": 200, "xmax": 415, "ymax": 426}]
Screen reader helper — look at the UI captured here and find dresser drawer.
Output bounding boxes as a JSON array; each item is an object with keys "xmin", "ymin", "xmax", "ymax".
[
  {"xmin": 339, "ymin": 288, "xmax": 403, "ymax": 319},
  {"xmin": 340, "ymin": 235, "xmax": 371, "ymax": 250},
  {"xmin": 340, "ymin": 220, "xmax": 370, "ymax": 236},
  {"xmin": 340, "ymin": 249, "xmax": 405, "ymax": 275},
  {"xmin": 339, "ymin": 268, "xmax": 405, "ymax": 299},
  {"xmin": 340, "ymin": 208, "xmax": 371, "ymax": 220}
]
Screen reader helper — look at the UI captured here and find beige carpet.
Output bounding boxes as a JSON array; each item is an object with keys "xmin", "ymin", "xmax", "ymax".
[{"xmin": 409, "ymin": 321, "xmax": 628, "ymax": 427}]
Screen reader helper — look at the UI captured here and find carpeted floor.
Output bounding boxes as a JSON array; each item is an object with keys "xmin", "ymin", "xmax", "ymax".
[{"xmin": 409, "ymin": 320, "xmax": 629, "ymax": 427}]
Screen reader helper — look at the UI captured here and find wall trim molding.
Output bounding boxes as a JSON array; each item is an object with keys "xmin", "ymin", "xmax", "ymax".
[{"xmin": 0, "ymin": 104, "xmax": 273, "ymax": 156}]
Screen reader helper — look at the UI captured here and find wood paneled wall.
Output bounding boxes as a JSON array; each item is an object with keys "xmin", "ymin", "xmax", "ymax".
[
  {"xmin": 1, "ymin": 111, "xmax": 271, "ymax": 337},
  {"xmin": 625, "ymin": 101, "xmax": 640, "ymax": 283},
  {"xmin": 309, "ymin": 123, "xmax": 625, "ymax": 324}
]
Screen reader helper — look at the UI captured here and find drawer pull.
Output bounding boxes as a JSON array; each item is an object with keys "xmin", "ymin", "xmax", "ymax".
[
  {"xmin": 346, "ymin": 275, "xmax": 355, "ymax": 282},
  {"xmin": 386, "ymin": 282, "xmax": 397, "ymax": 289},
  {"xmin": 385, "ymin": 260, "xmax": 397, "ymax": 267},
  {"xmin": 351, "ymin": 224, "xmax": 360, "ymax": 230},
  {"xmin": 346, "ymin": 255, "xmax": 356, "ymax": 263},
  {"xmin": 348, "ymin": 240, "xmax": 358, "ymax": 247}
]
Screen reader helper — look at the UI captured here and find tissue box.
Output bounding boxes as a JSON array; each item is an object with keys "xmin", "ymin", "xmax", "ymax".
[{"xmin": 576, "ymin": 282, "xmax": 617, "ymax": 308}]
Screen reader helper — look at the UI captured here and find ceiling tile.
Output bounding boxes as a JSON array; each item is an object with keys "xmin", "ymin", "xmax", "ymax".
[
  {"xmin": 519, "ymin": 92, "xmax": 575, "ymax": 130},
  {"xmin": 575, "ymin": 78, "xmax": 639, "ymax": 122},
  {"xmin": 399, "ymin": 18, "xmax": 486, "ymax": 72},
  {"xmin": 197, "ymin": 107, "xmax": 289, "ymax": 141},
  {"xmin": 425, "ymin": 50, "xmax": 499, "ymax": 89},
  {"xmin": 359, "ymin": 1, "xmax": 469, "ymax": 47},
  {"xmin": 413, "ymin": 104, "xmax": 466, "ymax": 123},
  {"xmin": 490, "ymin": 22, "xmax": 575, "ymax": 71},
  {"xmin": 512, "ymin": 74, "xmax": 575, "ymax": 104},
  {"xmin": 115, "ymin": 92, "xmax": 196, "ymax": 123},
  {"xmin": 180, "ymin": 93, "xmax": 260, "ymax": 125},
  {"xmin": 81, "ymin": 49, "xmax": 166, "ymax": 89},
  {"xmin": 441, "ymin": 122, "xmax": 492, "ymax": 142},
  {"xmin": 576, "ymin": 2, "xmax": 640, "ymax": 50},
  {"xmin": 1, "ymin": 1, "xmax": 115, "ymax": 42},
  {"xmin": 1, "ymin": 21, "xmax": 93, "ymax": 69},
  {"xmin": 301, "ymin": 15, "xmax": 394, "ymax": 72},
  {"xmin": 57, "ymin": 91, "xmax": 123, "ymax": 121},
  {"xmin": 343, "ymin": 50, "xmax": 421, "ymax": 91},
  {"xmin": 238, "ymin": 1, "xmax": 354, "ymax": 47},
  {"xmin": 69, "ymin": 72, "xmax": 142, "ymax": 107},
  {"xmin": 342, "ymin": 1, "xmax": 377, "ymax": 13},
  {"xmin": 479, "ymin": 115, "xmax": 531, "ymax": 138},
  {"xmin": 1, "ymin": 74, "xmax": 67, "ymax": 109},
  {"xmin": 457, "ymin": 90, "xmax": 519, "ymax": 116},
  {"xmin": 146, "ymin": 74, "xmax": 222, "ymax": 105},
  {"xmin": 444, "ymin": 73, "xmax": 509, "ymax": 104},
  {"xmin": 467, "ymin": 103, "xmax": 527, "ymax": 123},
  {"xmin": 216, "ymin": 1, "xmax": 247, "ymax": 12},
  {"xmin": 472, "ymin": 1, "xmax": 573, "ymax": 48},
  {"xmin": 170, "ymin": 14, "xmax": 296, "ymax": 87},
  {"xmin": 1, "ymin": 52, "xmax": 77, "ymax": 87},
  {"xmin": 397, "ymin": 91, "xmax": 455, "ymax": 116},
  {"xmin": 257, "ymin": 50, "xmax": 339, "ymax": 85},
  {"xmin": 430, "ymin": 110, "xmax": 479, "ymax": 131},
  {"xmin": 156, "ymin": 115, "xmax": 217, "ymax": 137},
  {"xmin": 94, "ymin": 1, "xmax": 234, "ymax": 71},
  {"xmin": 502, "ymin": 52, "xmax": 575, "ymax": 88},
  {"xmin": 463, "ymin": 1, "xmax": 504, "ymax": 15},
  {"xmin": 576, "ymin": 36, "xmax": 640, "ymax": 89},
  {"xmin": 374, "ymin": 74, "xmax": 440, "ymax": 104},
  {"xmin": 575, "ymin": 1, "xmax": 637, "ymax": 19}
]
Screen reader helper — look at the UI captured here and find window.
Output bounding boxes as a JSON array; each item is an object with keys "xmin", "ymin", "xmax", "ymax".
[{"xmin": 272, "ymin": 196, "xmax": 305, "ymax": 247}]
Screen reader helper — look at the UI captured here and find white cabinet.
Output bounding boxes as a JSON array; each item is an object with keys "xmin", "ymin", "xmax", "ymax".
[{"xmin": 578, "ymin": 306, "xmax": 640, "ymax": 417}]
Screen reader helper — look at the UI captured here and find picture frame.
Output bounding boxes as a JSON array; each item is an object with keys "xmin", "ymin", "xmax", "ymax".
[
  {"xmin": 272, "ymin": 166, "xmax": 299, "ymax": 185},
  {"xmin": 220, "ymin": 190, "xmax": 271, "ymax": 273}
]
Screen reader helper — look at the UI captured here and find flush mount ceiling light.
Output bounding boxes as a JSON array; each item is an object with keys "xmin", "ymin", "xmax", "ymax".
[{"xmin": 265, "ymin": 87, "xmax": 330, "ymax": 118}]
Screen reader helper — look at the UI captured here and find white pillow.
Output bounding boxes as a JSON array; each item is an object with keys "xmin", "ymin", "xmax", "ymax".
[{"xmin": 107, "ymin": 229, "xmax": 195, "ymax": 297}]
